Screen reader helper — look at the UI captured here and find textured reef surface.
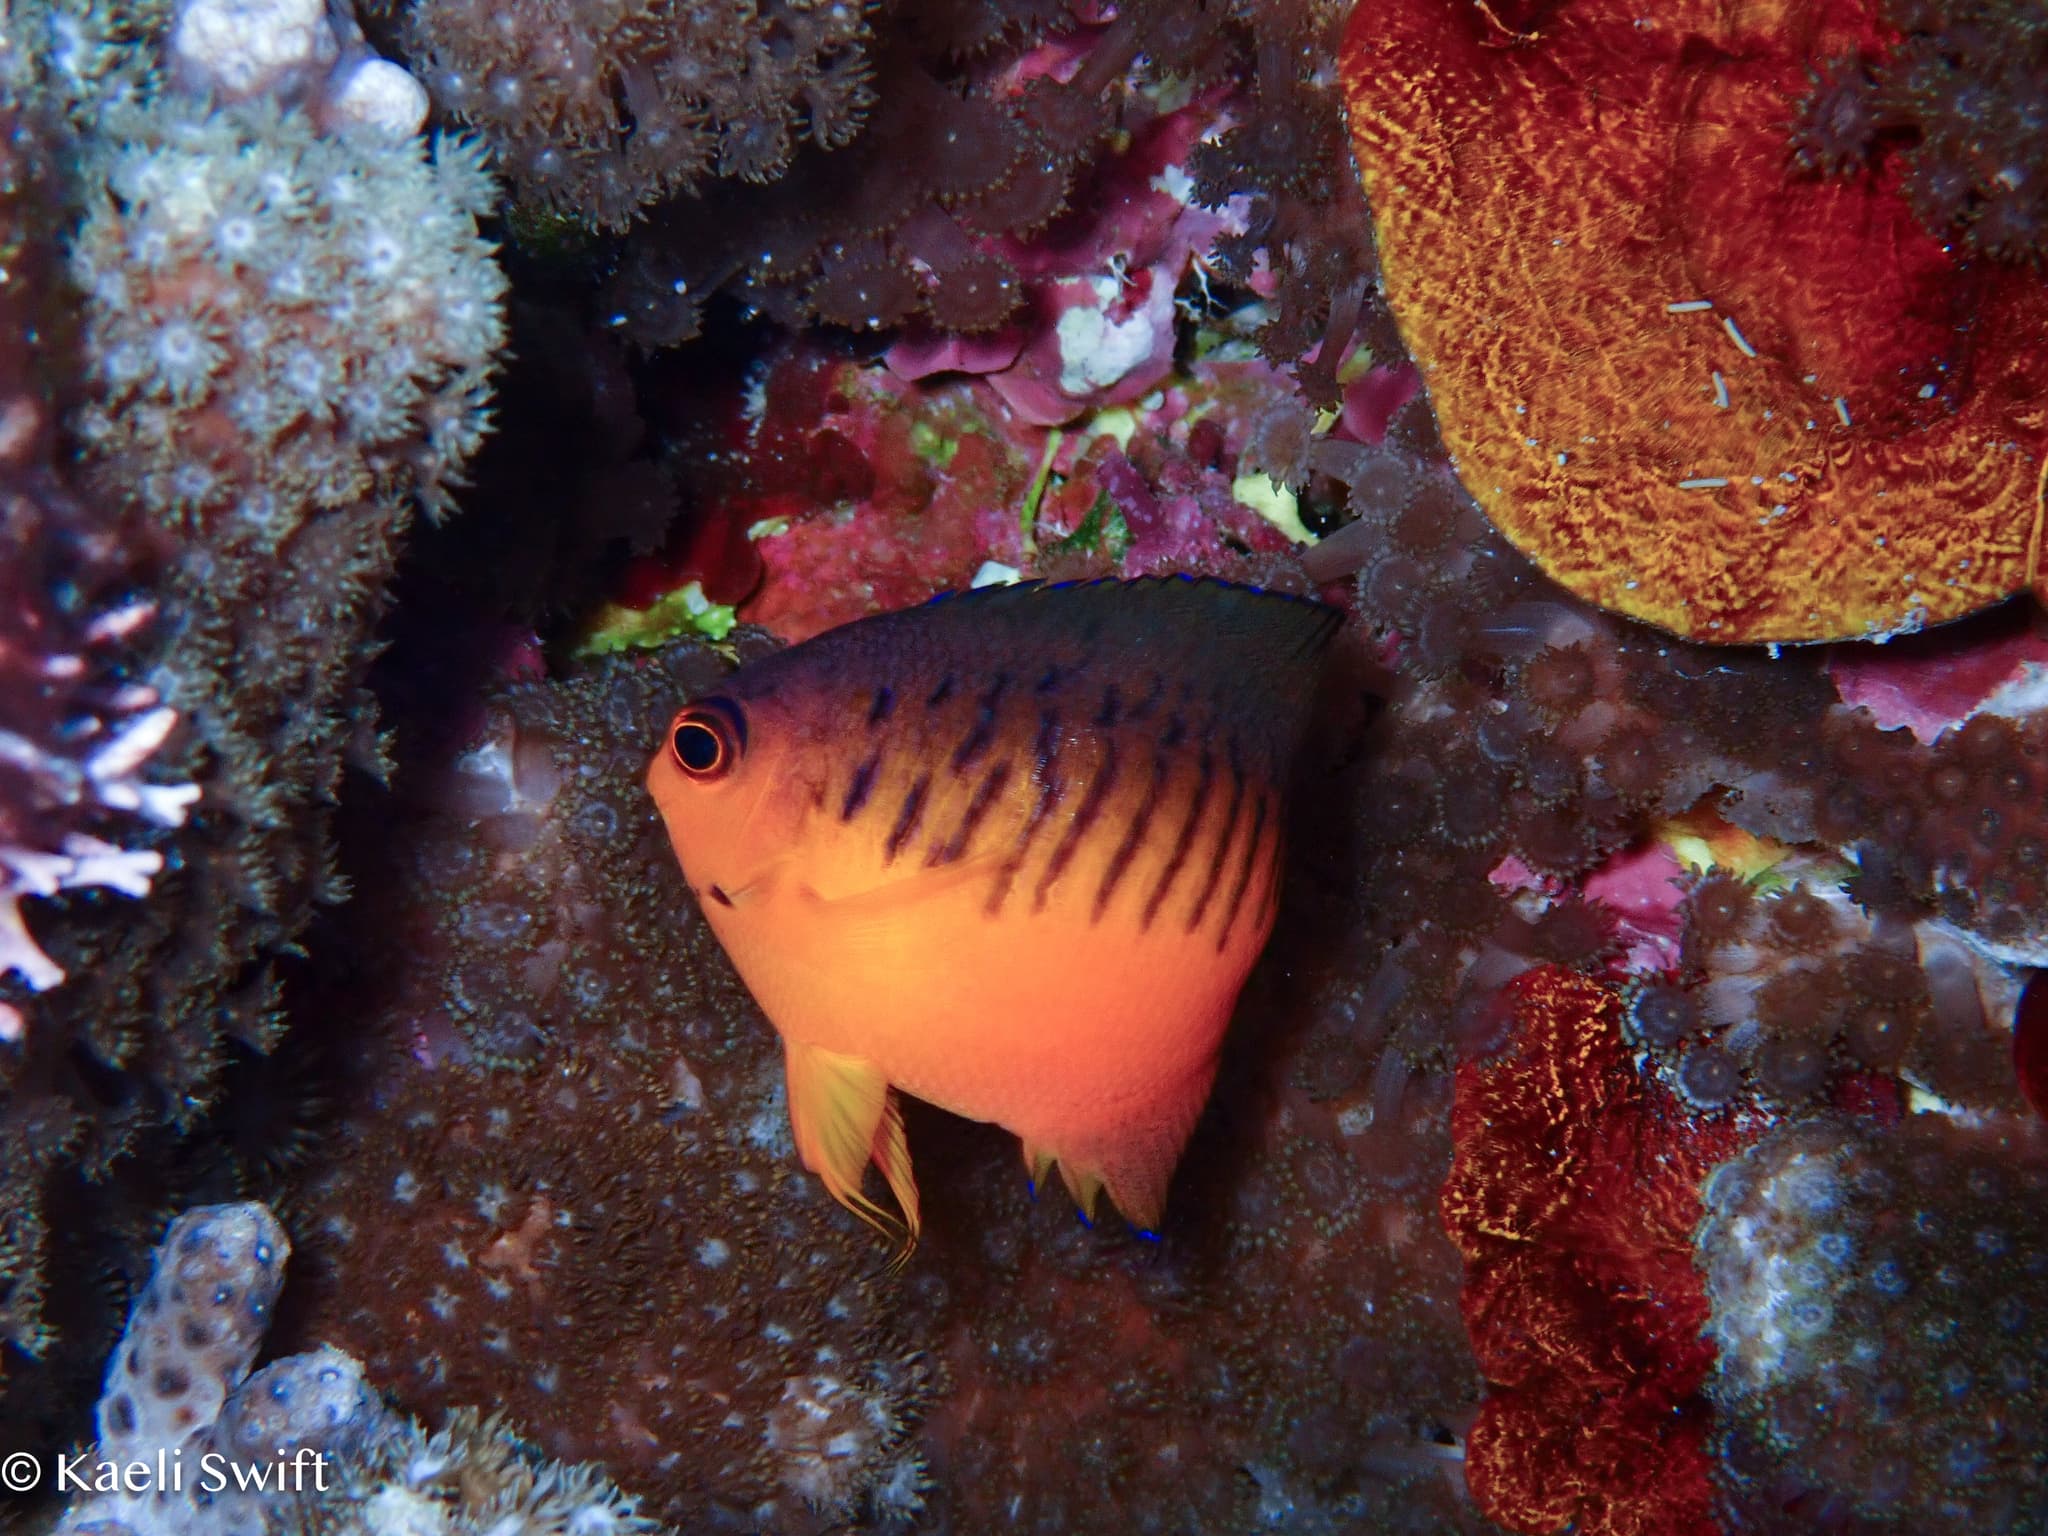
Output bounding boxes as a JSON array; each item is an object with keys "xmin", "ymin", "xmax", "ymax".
[{"xmin": 4, "ymin": 0, "xmax": 2048, "ymax": 1533}]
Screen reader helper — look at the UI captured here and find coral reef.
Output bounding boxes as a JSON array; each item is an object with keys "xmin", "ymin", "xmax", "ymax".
[
  {"xmin": 610, "ymin": 334, "xmax": 1311, "ymax": 648},
  {"xmin": 0, "ymin": 477, "xmax": 188, "ymax": 1042},
  {"xmin": 1340, "ymin": 0, "xmax": 2048, "ymax": 642},
  {"xmin": 0, "ymin": 42, "xmax": 190, "ymax": 1399},
  {"xmin": 169, "ymin": 0, "xmax": 431, "ymax": 135},
  {"xmin": 271, "ymin": 632, "xmax": 1488, "ymax": 1534},
  {"xmin": 398, "ymin": 0, "xmax": 875, "ymax": 230},
  {"xmin": 1259, "ymin": 269, "xmax": 2046, "ymax": 1530},
  {"xmin": 0, "ymin": 54, "xmax": 193, "ymax": 1044},
  {"xmin": 69, "ymin": 101, "xmax": 502, "ymax": 528},
  {"xmin": 46, "ymin": 1199, "xmax": 658, "ymax": 1536},
  {"xmin": 47, "ymin": 83, "xmax": 508, "ymax": 1121},
  {"xmin": 1820, "ymin": 709, "xmax": 2048, "ymax": 965},
  {"xmin": 593, "ymin": 0, "xmax": 1370, "ymax": 361},
  {"xmin": 1, "ymin": 0, "xmax": 507, "ymax": 1439},
  {"xmin": 5, "ymin": 0, "xmax": 2047, "ymax": 1527},
  {"xmin": 1629, "ymin": 864, "xmax": 2022, "ymax": 1117},
  {"xmin": 1699, "ymin": 1113, "xmax": 2048, "ymax": 1528}
]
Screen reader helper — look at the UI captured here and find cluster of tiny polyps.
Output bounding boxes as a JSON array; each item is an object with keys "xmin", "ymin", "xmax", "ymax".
[
  {"xmin": 1698, "ymin": 1115, "xmax": 2048, "ymax": 1527},
  {"xmin": 68, "ymin": 101, "xmax": 504, "ymax": 532},
  {"xmin": 1626, "ymin": 872, "xmax": 2021, "ymax": 1114}
]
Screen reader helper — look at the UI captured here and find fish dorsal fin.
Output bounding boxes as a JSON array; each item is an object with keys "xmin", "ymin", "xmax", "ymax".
[
  {"xmin": 782, "ymin": 1039, "xmax": 921, "ymax": 1268},
  {"xmin": 920, "ymin": 575, "xmax": 1341, "ymax": 729},
  {"xmin": 729, "ymin": 575, "xmax": 1341, "ymax": 754}
]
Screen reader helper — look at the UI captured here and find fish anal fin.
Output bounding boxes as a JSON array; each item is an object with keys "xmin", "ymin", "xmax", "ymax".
[
  {"xmin": 1100, "ymin": 1160, "xmax": 1170, "ymax": 1237},
  {"xmin": 783, "ymin": 1040, "xmax": 921, "ymax": 1265},
  {"xmin": 1058, "ymin": 1160, "xmax": 1105, "ymax": 1225},
  {"xmin": 1021, "ymin": 1140, "xmax": 1056, "ymax": 1196},
  {"xmin": 1024, "ymin": 1142, "xmax": 1168, "ymax": 1234},
  {"xmin": 1018, "ymin": 1065, "xmax": 1215, "ymax": 1237}
]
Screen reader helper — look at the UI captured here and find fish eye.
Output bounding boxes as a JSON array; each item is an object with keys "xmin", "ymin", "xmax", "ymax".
[{"xmin": 668, "ymin": 699, "xmax": 744, "ymax": 780}]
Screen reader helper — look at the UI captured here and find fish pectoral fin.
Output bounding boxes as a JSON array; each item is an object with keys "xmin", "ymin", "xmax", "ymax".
[{"xmin": 783, "ymin": 1040, "xmax": 922, "ymax": 1266}]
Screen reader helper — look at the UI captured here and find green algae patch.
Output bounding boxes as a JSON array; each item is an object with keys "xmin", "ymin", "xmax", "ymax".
[{"xmin": 578, "ymin": 582, "xmax": 738, "ymax": 655}]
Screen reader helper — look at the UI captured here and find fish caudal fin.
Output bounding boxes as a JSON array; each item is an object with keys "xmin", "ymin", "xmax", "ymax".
[{"xmin": 784, "ymin": 1040, "xmax": 922, "ymax": 1265}]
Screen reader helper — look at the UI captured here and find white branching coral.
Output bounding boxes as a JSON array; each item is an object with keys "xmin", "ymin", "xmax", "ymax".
[{"xmin": 0, "ymin": 416, "xmax": 197, "ymax": 1042}]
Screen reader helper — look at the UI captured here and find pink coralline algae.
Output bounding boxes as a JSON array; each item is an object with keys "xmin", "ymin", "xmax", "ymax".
[{"xmin": 616, "ymin": 329, "xmax": 1313, "ymax": 647}]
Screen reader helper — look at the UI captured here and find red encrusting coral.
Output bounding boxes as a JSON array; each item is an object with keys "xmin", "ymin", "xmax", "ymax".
[{"xmin": 1442, "ymin": 967, "xmax": 1755, "ymax": 1536}]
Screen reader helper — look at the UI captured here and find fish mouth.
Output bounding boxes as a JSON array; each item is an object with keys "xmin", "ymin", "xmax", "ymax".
[{"xmin": 704, "ymin": 884, "xmax": 735, "ymax": 908}]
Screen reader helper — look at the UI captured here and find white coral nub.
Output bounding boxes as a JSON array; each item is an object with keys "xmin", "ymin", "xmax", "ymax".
[
  {"xmin": 169, "ymin": 0, "xmax": 338, "ymax": 101},
  {"xmin": 323, "ymin": 59, "xmax": 431, "ymax": 139}
]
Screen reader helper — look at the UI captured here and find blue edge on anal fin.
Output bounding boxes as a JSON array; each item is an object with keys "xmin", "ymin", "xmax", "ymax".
[
  {"xmin": 1068, "ymin": 1208, "xmax": 1163, "ymax": 1242},
  {"xmin": 1025, "ymin": 1173, "xmax": 1162, "ymax": 1241}
]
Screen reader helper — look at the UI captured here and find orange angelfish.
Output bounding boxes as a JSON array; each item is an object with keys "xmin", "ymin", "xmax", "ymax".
[{"xmin": 646, "ymin": 575, "xmax": 1339, "ymax": 1256}]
